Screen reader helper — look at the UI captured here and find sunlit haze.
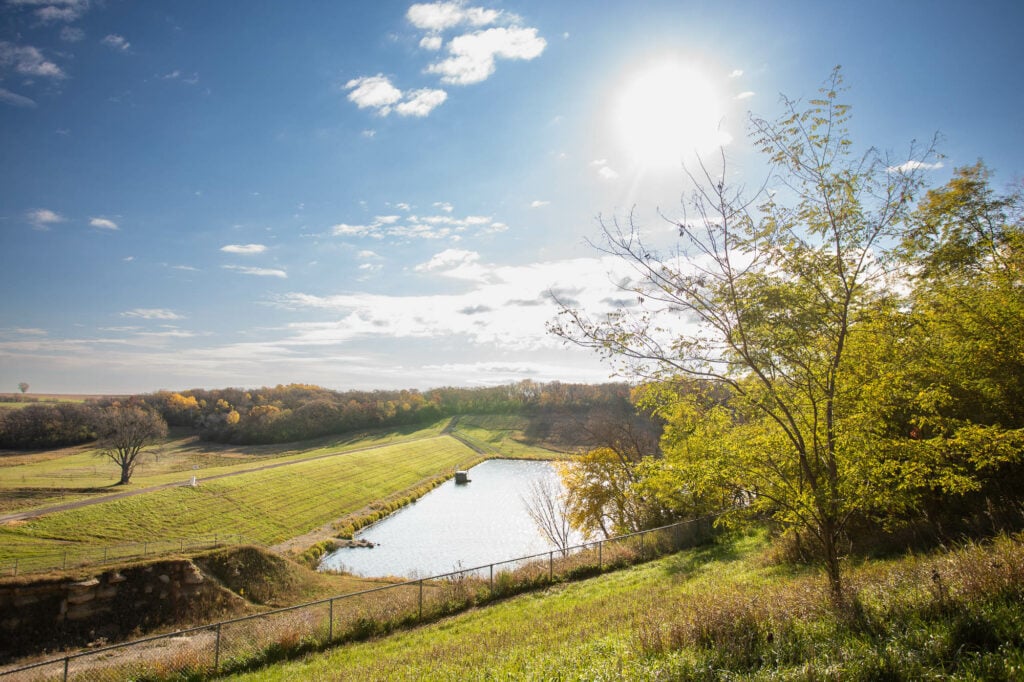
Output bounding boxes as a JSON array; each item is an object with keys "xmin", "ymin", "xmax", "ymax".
[{"xmin": 1, "ymin": 1, "xmax": 1021, "ymax": 394}]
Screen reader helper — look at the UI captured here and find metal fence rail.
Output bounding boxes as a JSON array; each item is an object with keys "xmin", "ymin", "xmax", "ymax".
[
  {"xmin": 0, "ymin": 515, "xmax": 717, "ymax": 681},
  {"xmin": 1, "ymin": 535, "xmax": 250, "ymax": 577}
]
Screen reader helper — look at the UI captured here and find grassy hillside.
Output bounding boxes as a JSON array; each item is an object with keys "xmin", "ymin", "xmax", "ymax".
[
  {"xmin": 225, "ymin": 531, "xmax": 1024, "ymax": 681},
  {"xmin": 0, "ymin": 434, "xmax": 481, "ymax": 565}
]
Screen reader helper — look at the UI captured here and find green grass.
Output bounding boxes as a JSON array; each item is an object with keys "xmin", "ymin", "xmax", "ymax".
[
  {"xmin": 0, "ymin": 420, "xmax": 449, "ymax": 514},
  {"xmin": 224, "ymin": 531, "xmax": 1024, "ymax": 681},
  {"xmin": 452, "ymin": 415, "xmax": 566, "ymax": 459},
  {"xmin": 0, "ymin": 434, "xmax": 479, "ymax": 564}
]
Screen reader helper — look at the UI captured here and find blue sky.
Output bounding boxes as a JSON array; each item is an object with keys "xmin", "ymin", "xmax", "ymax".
[{"xmin": 1, "ymin": 0, "xmax": 1021, "ymax": 394}]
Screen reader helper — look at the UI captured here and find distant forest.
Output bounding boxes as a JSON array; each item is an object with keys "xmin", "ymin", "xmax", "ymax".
[{"xmin": 0, "ymin": 381, "xmax": 634, "ymax": 449}]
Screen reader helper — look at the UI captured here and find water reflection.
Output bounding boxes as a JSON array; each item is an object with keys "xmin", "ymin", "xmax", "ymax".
[{"xmin": 319, "ymin": 459, "xmax": 584, "ymax": 578}]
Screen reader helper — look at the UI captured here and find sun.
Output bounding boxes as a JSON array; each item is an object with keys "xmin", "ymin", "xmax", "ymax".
[{"xmin": 612, "ymin": 59, "xmax": 731, "ymax": 171}]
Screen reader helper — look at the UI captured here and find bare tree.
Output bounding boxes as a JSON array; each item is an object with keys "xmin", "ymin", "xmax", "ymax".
[
  {"xmin": 522, "ymin": 475, "xmax": 574, "ymax": 555},
  {"xmin": 95, "ymin": 406, "xmax": 168, "ymax": 484}
]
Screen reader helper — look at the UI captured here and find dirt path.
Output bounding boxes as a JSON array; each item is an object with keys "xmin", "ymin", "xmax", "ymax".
[{"xmin": 0, "ymin": 428, "xmax": 455, "ymax": 524}]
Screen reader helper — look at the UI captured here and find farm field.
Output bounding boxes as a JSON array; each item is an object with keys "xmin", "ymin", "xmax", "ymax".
[{"xmin": 226, "ymin": 531, "xmax": 1024, "ymax": 681}]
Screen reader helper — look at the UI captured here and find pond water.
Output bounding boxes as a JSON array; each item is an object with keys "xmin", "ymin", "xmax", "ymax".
[{"xmin": 318, "ymin": 459, "xmax": 585, "ymax": 578}]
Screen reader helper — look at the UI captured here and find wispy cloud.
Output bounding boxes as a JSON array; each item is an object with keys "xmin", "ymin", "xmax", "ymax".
[
  {"xmin": 60, "ymin": 26, "xmax": 84, "ymax": 42},
  {"xmin": 735, "ymin": 91, "xmax": 755, "ymax": 100},
  {"xmin": 27, "ymin": 208, "xmax": 65, "ymax": 229},
  {"xmin": 222, "ymin": 265, "xmax": 287, "ymax": 278},
  {"xmin": 729, "ymin": 69, "xmax": 743, "ymax": 78},
  {"xmin": 220, "ymin": 243, "xmax": 267, "ymax": 255},
  {"xmin": 331, "ymin": 206, "xmax": 505, "ymax": 242},
  {"xmin": 888, "ymin": 160, "xmax": 945, "ymax": 173},
  {"xmin": 0, "ymin": 87, "xmax": 36, "ymax": 107},
  {"xmin": 101, "ymin": 34, "xmax": 130, "ymax": 51},
  {"xmin": 0, "ymin": 41, "xmax": 66, "ymax": 78},
  {"xmin": 426, "ymin": 26, "xmax": 545, "ymax": 85},
  {"xmin": 89, "ymin": 217, "xmax": 118, "ymax": 230},
  {"xmin": 529, "ymin": 200, "xmax": 549, "ymax": 208},
  {"xmin": 121, "ymin": 308, "xmax": 184, "ymax": 320},
  {"xmin": 591, "ymin": 159, "xmax": 619, "ymax": 181}
]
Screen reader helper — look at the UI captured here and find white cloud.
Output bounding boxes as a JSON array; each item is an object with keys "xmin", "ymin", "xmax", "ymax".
[
  {"xmin": 729, "ymin": 69, "xmax": 743, "ymax": 78},
  {"xmin": 529, "ymin": 200, "xmax": 549, "ymax": 208},
  {"xmin": 101, "ymin": 34, "xmax": 130, "ymax": 51},
  {"xmin": 888, "ymin": 160, "xmax": 945, "ymax": 173},
  {"xmin": 172, "ymin": 264, "xmax": 198, "ymax": 271},
  {"xmin": 357, "ymin": 250, "xmax": 380, "ymax": 259},
  {"xmin": 27, "ymin": 208, "xmax": 65, "ymax": 229},
  {"xmin": 415, "ymin": 247, "xmax": 480, "ymax": 272},
  {"xmin": 345, "ymin": 75, "xmax": 447, "ymax": 117},
  {"xmin": 591, "ymin": 159, "xmax": 619, "ymax": 181},
  {"xmin": 735, "ymin": 91, "xmax": 755, "ymax": 100},
  {"xmin": 222, "ymin": 265, "xmax": 287, "ymax": 278},
  {"xmin": 427, "ymin": 26, "xmax": 545, "ymax": 85},
  {"xmin": 345, "ymin": 74, "xmax": 403, "ymax": 115},
  {"xmin": 0, "ymin": 42, "xmax": 65, "ymax": 78},
  {"xmin": 395, "ymin": 87, "xmax": 447, "ymax": 116},
  {"xmin": 433, "ymin": 201, "xmax": 454, "ymax": 213},
  {"xmin": 420, "ymin": 35, "xmax": 443, "ymax": 51},
  {"xmin": 0, "ymin": 87, "xmax": 36, "ymax": 108},
  {"xmin": 121, "ymin": 308, "xmax": 184, "ymax": 320},
  {"xmin": 332, "ymin": 223, "xmax": 378, "ymax": 238},
  {"xmin": 220, "ymin": 243, "xmax": 267, "ymax": 255},
  {"xmin": 395, "ymin": 202, "xmax": 412, "ymax": 212},
  {"xmin": 374, "ymin": 215, "xmax": 401, "ymax": 224},
  {"xmin": 361, "ymin": 129, "xmax": 376, "ymax": 138},
  {"xmin": 89, "ymin": 217, "xmax": 118, "ymax": 230},
  {"xmin": 407, "ymin": 2, "xmax": 502, "ymax": 31}
]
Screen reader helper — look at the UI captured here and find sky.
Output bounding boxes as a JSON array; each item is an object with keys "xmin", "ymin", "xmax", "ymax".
[{"xmin": 1, "ymin": 0, "xmax": 1022, "ymax": 395}]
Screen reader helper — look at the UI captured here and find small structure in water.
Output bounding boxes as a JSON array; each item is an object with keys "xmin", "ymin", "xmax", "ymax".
[{"xmin": 454, "ymin": 470, "xmax": 471, "ymax": 484}]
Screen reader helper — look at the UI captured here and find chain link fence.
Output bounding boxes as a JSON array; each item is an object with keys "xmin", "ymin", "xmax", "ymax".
[
  {"xmin": 0, "ymin": 516, "xmax": 717, "ymax": 681},
  {"xmin": 1, "ymin": 535, "xmax": 250, "ymax": 578}
]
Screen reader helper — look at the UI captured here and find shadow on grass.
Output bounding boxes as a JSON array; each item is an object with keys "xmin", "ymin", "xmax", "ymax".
[{"xmin": 660, "ymin": 533, "xmax": 746, "ymax": 578}]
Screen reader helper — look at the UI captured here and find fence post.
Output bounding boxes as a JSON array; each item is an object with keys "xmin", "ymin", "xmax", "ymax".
[
  {"xmin": 489, "ymin": 564, "xmax": 493, "ymax": 592},
  {"xmin": 329, "ymin": 598, "xmax": 334, "ymax": 641},
  {"xmin": 63, "ymin": 656, "xmax": 69, "ymax": 682},
  {"xmin": 213, "ymin": 623, "xmax": 222, "ymax": 672},
  {"xmin": 549, "ymin": 551, "xmax": 553, "ymax": 580},
  {"xmin": 640, "ymin": 532, "xmax": 645, "ymax": 559},
  {"xmin": 598, "ymin": 541, "xmax": 603, "ymax": 571},
  {"xmin": 418, "ymin": 580, "xmax": 424, "ymax": 620}
]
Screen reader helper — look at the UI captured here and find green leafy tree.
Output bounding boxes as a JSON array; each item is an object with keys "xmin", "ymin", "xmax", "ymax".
[
  {"xmin": 17, "ymin": 382, "xmax": 29, "ymax": 394},
  {"xmin": 552, "ymin": 69, "xmax": 935, "ymax": 602},
  {"xmin": 96, "ymin": 406, "xmax": 168, "ymax": 484}
]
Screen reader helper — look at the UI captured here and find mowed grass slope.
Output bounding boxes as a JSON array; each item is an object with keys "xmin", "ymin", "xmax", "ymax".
[
  {"xmin": 0, "ymin": 421, "xmax": 449, "ymax": 514},
  {"xmin": 0, "ymin": 435, "xmax": 479, "ymax": 562},
  {"xmin": 226, "ymin": 531, "xmax": 1024, "ymax": 681}
]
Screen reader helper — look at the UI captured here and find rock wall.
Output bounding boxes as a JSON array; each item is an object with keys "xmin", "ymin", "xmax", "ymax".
[{"xmin": 0, "ymin": 559, "xmax": 236, "ymax": 662}]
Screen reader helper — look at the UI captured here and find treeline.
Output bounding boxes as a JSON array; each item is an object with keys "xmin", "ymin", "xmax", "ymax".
[{"xmin": 0, "ymin": 381, "xmax": 632, "ymax": 449}]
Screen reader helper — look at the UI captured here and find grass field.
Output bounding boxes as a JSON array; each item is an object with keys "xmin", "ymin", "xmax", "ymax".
[
  {"xmin": 224, "ymin": 530, "xmax": 1024, "ymax": 681},
  {"xmin": 0, "ymin": 421, "xmax": 450, "ymax": 514},
  {"xmin": 451, "ymin": 415, "xmax": 568, "ymax": 459},
  {"xmin": 0, "ymin": 433, "xmax": 480, "ymax": 565}
]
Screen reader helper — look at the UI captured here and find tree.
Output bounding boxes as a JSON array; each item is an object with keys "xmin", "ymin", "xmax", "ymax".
[
  {"xmin": 551, "ymin": 68, "xmax": 935, "ymax": 603},
  {"xmin": 17, "ymin": 382, "xmax": 28, "ymax": 394},
  {"xmin": 95, "ymin": 406, "xmax": 168, "ymax": 484},
  {"xmin": 522, "ymin": 475, "xmax": 575, "ymax": 555}
]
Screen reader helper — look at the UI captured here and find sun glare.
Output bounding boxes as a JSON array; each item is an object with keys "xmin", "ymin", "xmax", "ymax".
[{"xmin": 612, "ymin": 60, "xmax": 731, "ymax": 171}]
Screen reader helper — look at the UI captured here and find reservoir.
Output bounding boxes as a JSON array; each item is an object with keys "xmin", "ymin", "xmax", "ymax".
[{"xmin": 319, "ymin": 458, "xmax": 585, "ymax": 578}]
